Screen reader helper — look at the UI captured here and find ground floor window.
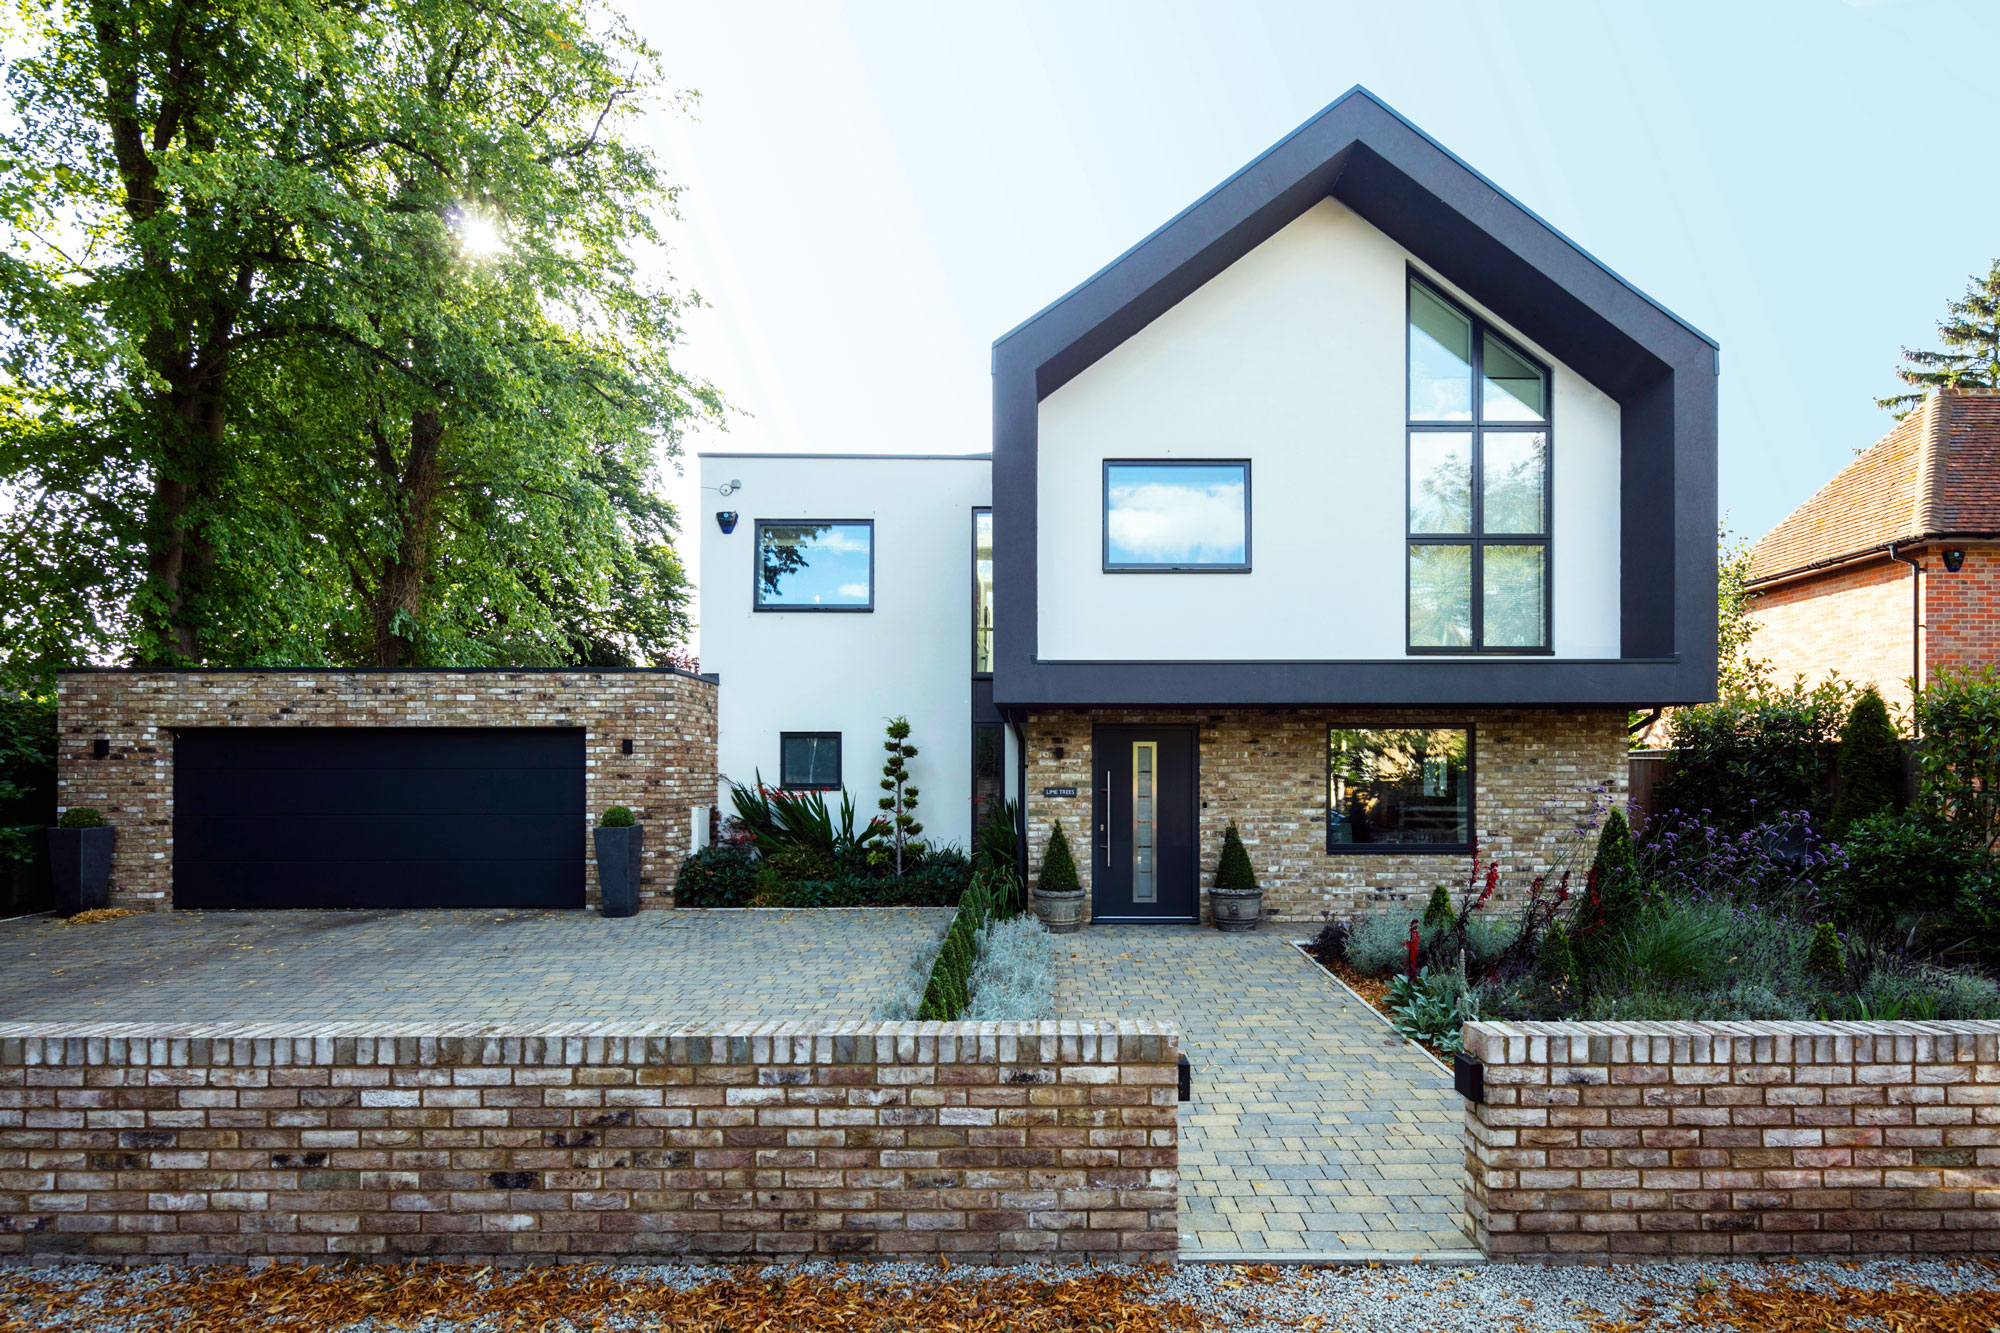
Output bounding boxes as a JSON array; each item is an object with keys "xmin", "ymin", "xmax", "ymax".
[
  {"xmin": 1326, "ymin": 726, "xmax": 1472, "ymax": 851},
  {"xmin": 972, "ymin": 723, "xmax": 1004, "ymax": 834},
  {"xmin": 780, "ymin": 732, "xmax": 841, "ymax": 790}
]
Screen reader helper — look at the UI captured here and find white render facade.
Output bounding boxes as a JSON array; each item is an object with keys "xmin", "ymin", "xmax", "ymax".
[{"xmin": 696, "ymin": 452, "xmax": 1011, "ymax": 851}]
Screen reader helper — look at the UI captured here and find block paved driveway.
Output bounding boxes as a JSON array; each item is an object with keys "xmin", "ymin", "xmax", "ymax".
[
  {"xmin": 0, "ymin": 908, "xmax": 947, "ymax": 1025},
  {"xmin": 1055, "ymin": 923, "xmax": 1472, "ymax": 1260}
]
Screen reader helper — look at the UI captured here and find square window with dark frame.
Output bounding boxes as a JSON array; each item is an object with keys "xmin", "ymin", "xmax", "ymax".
[
  {"xmin": 1326, "ymin": 726, "xmax": 1472, "ymax": 851},
  {"xmin": 1407, "ymin": 273, "xmax": 1551, "ymax": 653},
  {"xmin": 755, "ymin": 521, "xmax": 874, "ymax": 610},
  {"xmin": 1102, "ymin": 461, "xmax": 1250, "ymax": 571},
  {"xmin": 779, "ymin": 733, "xmax": 841, "ymax": 791}
]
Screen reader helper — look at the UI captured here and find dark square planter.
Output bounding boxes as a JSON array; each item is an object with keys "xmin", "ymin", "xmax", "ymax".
[
  {"xmin": 47, "ymin": 826, "xmax": 113, "ymax": 918},
  {"xmin": 593, "ymin": 824, "xmax": 644, "ymax": 918}
]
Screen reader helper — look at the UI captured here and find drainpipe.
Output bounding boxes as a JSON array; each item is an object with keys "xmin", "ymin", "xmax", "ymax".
[{"xmin": 1888, "ymin": 542, "xmax": 1923, "ymax": 732}]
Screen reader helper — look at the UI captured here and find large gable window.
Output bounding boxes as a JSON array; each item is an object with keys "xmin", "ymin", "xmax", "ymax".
[
  {"xmin": 1407, "ymin": 275, "xmax": 1550, "ymax": 652},
  {"xmin": 1103, "ymin": 460, "xmax": 1250, "ymax": 572},
  {"xmin": 754, "ymin": 520, "xmax": 874, "ymax": 611}
]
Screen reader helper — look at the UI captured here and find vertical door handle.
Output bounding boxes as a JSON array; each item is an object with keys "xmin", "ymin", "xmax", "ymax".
[{"xmin": 1098, "ymin": 771, "xmax": 1110, "ymax": 865}]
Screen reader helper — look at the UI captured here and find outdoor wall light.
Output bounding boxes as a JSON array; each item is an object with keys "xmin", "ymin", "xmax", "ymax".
[
  {"xmin": 1943, "ymin": 548, "xmax": 1967, "ymax": 573},
  {"xmin": 92, "ymin": 738, "xmax": 110, "ymax": 759},
  {"xmin": 715, "ymin": 511, "xmax": 739, "ymax": 535},
  {"xmin": 621, "ymin": 739, "xmax": 634, "ymax": 756}
]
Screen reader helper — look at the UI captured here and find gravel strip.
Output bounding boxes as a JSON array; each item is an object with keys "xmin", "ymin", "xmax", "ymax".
[{"xmin": 0, "ymin": 1254, "xmax": 1995, "ymax": 1331}]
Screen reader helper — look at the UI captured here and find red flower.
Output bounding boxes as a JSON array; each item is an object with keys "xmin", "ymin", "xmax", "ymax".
[{"xmin": 1405, "ymin": 919, "xmax": 1421, "ymax": 981}]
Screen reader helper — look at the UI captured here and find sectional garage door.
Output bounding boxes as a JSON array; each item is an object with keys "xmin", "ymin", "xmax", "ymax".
[{"xmin": 174, "ymin": 728, "xmax": 586, "ymax": 909}]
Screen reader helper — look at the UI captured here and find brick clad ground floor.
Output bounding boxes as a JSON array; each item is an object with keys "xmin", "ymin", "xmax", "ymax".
[{"xmin": 1022, "ymin": 707, "xmax": 1628, "ymax": 924}]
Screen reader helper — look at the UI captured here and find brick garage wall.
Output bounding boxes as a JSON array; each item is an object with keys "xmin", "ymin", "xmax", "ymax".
[
  {"xmin": 1023, "ymin": 708, "xmax": 1627, "ymax": 923},
  {"xmin": 0, "ymin": 1020, "xmax": 1179, "ymax": 1266},
  {"xmin": 1463, "ymin": 1019, "xmax": 2000, "ymax": 1264},
  {"xmin": 54, "ymin": 670, "xmax": 716, "ymax": 911}
]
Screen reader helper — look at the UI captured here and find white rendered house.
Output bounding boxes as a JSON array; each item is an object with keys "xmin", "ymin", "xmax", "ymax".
[{"xmin": 697, "ymin": 88, "xmax": 1717, "ymax": 920}]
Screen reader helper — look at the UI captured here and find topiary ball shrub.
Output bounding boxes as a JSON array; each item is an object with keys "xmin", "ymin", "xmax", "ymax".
[
  {"xmin": 1807, "ymin": 921, "xmax": 1846, "ymax": 980},
  {"xmin": 1214, "ymin": 822, "xmax": 1258, "ymax": 892},
  {"xmin": 56, "ymin": 807, "xmax": 105, "ymax": 829},
  {"xmin": 1421, "ymin": 884, "xmax": 1454, "ymax": 930},
  {"xmin": 599, "ymin": 806, "xmax": 636, "ymax": 828},
  {"xmin": 1831, "ymin": 686, "xmax": 1904, "ymax": 833},
  {"xmin": 1038, "ymin": 821, "xmax": 1081, "ymax": 895}
]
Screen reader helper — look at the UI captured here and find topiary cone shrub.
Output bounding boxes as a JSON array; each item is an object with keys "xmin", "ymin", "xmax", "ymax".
[
  {"xmin": 1421, "ymin": 884, "xmax": 1454, "ymax": 930},
  {"xmin": 1808, "ymin": 921, "xmax": 1846, "ymax": 980},
  {"xmin": 1033, "ymin": 821, "xmax": 1084, "ymax": 934},
  {"xmin": 1210, "ymin": 821, "xmax": 1262, "ymax": 932},
  {"xmin": 1831, "ymin": 686, "xmax": 1904, "ymax": 833},
  {"xmin": 1038, "ymin": 822, "xmax": 1081, "ymax": 894}
]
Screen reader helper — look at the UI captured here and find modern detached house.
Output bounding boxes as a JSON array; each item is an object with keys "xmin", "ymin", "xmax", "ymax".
[{"xmin": 701, "ymin": 88, "xmax": 1718, "ymax": 924}]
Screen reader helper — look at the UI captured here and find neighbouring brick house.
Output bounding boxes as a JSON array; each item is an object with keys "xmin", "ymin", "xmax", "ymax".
[
  {"xmin": 702, "ymin": 89, "xmax": 1718, "ymax": 925},
  {"xmin": 1746, "ymin": 388, "xmax": 2000, "ymax": 718}
]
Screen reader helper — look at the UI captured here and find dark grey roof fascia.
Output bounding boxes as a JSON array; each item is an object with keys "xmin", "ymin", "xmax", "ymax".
[{"xmin": 992, "ymin": 85, "xmax": 1716, "ymax": 362}]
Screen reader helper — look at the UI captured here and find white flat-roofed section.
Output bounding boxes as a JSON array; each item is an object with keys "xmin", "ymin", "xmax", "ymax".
[{"xmin": 697, "ymin": 452, "xmax": 996, "ymax": 849}]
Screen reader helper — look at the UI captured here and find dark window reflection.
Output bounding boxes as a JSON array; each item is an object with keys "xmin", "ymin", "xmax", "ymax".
[{"xmin": 1326, "ymin": 727, "xmax": 1471, "ymax": 849}]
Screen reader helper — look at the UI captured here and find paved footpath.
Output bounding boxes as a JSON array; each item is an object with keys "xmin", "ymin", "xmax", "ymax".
[
  {"xmin": 1054, "ymin": 923, "xmax": 1470, "ymax": 1260},
  {"xmin": 0, "ymin": 908, "xmax": 947, "ymax": 1025}
]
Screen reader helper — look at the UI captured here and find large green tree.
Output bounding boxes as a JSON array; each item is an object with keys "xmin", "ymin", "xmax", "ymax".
[
  {"xmin": 1, "ymin": 0, "xmax": 717, "ymax": 673},
  {"xmin": 1880, "ymin": 260, "xmax": 2000, "ymax": 417}
]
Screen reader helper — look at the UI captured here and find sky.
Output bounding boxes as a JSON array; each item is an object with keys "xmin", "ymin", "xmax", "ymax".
[{"xmin": 632, "ymin": 0, "xmax": 2000, "ymax": 646}]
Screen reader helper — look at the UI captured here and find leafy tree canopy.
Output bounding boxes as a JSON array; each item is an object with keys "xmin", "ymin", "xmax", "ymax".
[{"xmin": 0, "ymin": 0, "xmax": 721, "ymax": 680}]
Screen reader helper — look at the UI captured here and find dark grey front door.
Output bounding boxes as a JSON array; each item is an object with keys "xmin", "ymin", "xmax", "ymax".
[{"xmin": 1091, "ymin": 725, "xmax": 1198, "ymax": 922}]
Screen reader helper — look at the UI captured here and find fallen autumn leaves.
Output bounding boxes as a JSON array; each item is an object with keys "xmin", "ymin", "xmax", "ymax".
[{"xmin": 0, "ymin": 1261, "xmax": 1208, "ymax": 1333}]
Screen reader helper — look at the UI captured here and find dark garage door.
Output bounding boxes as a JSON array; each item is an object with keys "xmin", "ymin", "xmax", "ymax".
[{"xmin": 174, "ymin": 728, "xmax": 586, "ymax": 909}]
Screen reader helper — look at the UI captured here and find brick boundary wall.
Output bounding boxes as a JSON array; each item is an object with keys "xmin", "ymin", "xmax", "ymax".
[
  {"xmin": 1462, "ymin": 1019, "xmax": 2000, "ymax": 1263},
  {"xmin": 54, "ymin": 669, "xmax": 717, "ymax": 911},
  {"xmin": 0, "ymin": 1020, "xmax": 1178, "ymax": 1266}
]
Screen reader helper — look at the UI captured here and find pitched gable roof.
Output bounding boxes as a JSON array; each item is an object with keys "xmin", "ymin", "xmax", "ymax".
[{"xmin": 1747, "ymin": 390, "xmax": 2000, "ymax": 585}]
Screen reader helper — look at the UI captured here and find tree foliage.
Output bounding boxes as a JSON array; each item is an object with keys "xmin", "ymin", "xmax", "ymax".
[
  {"xmin": 875, "ymin": 716, "xmax": 922, "ymax": 877},
  {"xmin": 1880, "ymin": 261, "xmax": 2000, "ymax": 417},
  {"xmin": 1831, "ymin": 686, "xmax": 1903, "ymax": 833},
  {"xmin": 1716, "ymin": 525, "xmax": 1769, "ymax": 701},
  {"xmin": 1, "ymin": 0, "xmax": 719, "ymax": 675},
  {"xmin": 1914, "ymin": 667, "xmax": 2000, "ymax": 855},
  {"xmin": 1657, "ymin": 676, "xmax": 1856, "ymax": 832}
]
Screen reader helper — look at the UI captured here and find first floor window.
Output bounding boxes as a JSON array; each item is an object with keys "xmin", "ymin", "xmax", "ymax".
[
  {"xmin": 1327, "ymin": 726, "xmax": 1471, "ymax": 851},
  {"xmin": 755, "ymin": 520, "xmax": 874, "ymax": 610},
  {"xmin": 1103, "ymin": 460, "xmax": 1250, "ymax": 571},
  {"xmin": 780, "ymin": 732, "xmax": 841, "ymax": 790}
]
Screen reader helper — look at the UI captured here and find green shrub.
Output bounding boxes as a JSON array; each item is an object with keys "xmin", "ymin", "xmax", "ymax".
[
  {"xmin": 1037, "ymin": 821, "xmax": 1081, "ymax": 895},
  {"xmin": 1580, "ymin": 808, "xmax": 1642, "ymax": 963},
  {"xmin": 1344, "ymin": 913, "xmax": 1440, "ymax": 977},
  {"xmin": 728, "ymin": 776, "xmax": 882, "ymax": 867},
  {"xmin": 1831, "ymin": 686, "xmax": 1903, "ymax": 832},
  {"xmin": 1464, "ymin": 914, "xmax": 1519, "ymax": 968},
  {"xmin": 974, "ymin": 797, "xmax": 1019, "ymax": 874},
  {"xmin": 55, "ymin": 807, "xmax": 104, "ymax": 829},
  {"xmin": 1385, "ymin": 966, "xmax": 1472, "ymax": 1055},
  {"xmin": 598, "ymin": 806, "xmax": 636, "ymax": 828},
  {"xmin": 1934, "ymin": 968, "xmax": 2000, "ymax": 1020},
  {"xmin": 1654, "ymin": 677, "xmax": 1854, "ymax": 831},
  {"xmin": 1831, "ymin": 808, "xmax": 1981, "ymax": 923},
  {"xmin": 915, "ymin": 871, "xmax": 1002, "ymax": 1019},
  {"xmin": 673, "ymin": 844, "xmax": 759, "ymax": 907},
  {"xmin": 1807, "ymin": 922, "xmax": 1845, "ymax": 979},
  {"xmin": 1595, "ymin": 898, "xmax": 1732, "ymax": 990},
  {"xmin": 1536, "ymin": 922, "xmax": 1578, "ymax": 992},
  {"xmin": 1914, "ymin": 666, "xmax": 2000, "ymax": 855},
  {"xmin": 1215, "ymin": 822, "xmax": 1258, "ymax": 892},
  {"xmin": 1421, "ymin": 885, "xmax": 1453, "ymax": 930}
]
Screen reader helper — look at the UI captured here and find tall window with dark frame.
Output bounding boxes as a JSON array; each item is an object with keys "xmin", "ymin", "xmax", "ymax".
[
  {"xmin": 1406, "ymin": 275, "xmax": 1551, "ymax": 652},
  {"xmin": 973, "ymin": 509, "xmax": 994, "ymax": 673}
]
